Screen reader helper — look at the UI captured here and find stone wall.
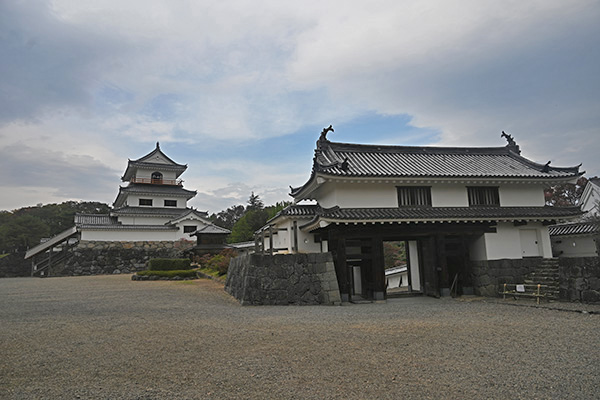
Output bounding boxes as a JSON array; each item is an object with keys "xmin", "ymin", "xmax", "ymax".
[
  {"xmin": 50, "ymin": 240, "xmax": 195, "ymax": 276},
  {"xmin": 470, "ymin": 258, "xmax": 541, "ymax": 297},
  {"xmin": 225, "ymin": 253, "xmax": 341, "ymax": 305},
  {"xmin": 559, "ymin": 257, "xmax": 600, "ymax": 303}
]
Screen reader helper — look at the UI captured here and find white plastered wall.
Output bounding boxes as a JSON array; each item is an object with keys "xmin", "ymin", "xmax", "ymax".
[
  {"xmin": 124, "ymin": 194, "xmax": 187, "ymax": 208},
  {"xmin": 552, "ymin": 236, "xmax": 598, "ymax": 257},
  {"xmin": 261, "ymin": 219, "xmax": 325, "ymax": 254},
  {"xmin": 118, "ymin": 216, "xmax": 171, "ymax": 225},
  {"xmin": 499, "ymin": 185, "xmax": 545, "ymax": 206},
  {"xmin": 312, "ymin": 181, "xmax": 547, "ymax": 208},
  {"xmin": 470, "ymin": 222, "xmax": 553, "ymax": 260}
]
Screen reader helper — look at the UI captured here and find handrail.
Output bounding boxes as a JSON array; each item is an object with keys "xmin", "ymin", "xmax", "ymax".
[{"xmin": 130, "ymin": 178, "xmax": 183, "ymax": 186}]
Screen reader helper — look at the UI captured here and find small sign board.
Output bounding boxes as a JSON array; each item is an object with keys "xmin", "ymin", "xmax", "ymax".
[{"xmin": 516, "ymin": 284, "xmax": 525, "ymax": 293}]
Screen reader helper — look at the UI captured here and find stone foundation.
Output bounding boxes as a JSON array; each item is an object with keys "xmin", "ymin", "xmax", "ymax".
[
  {"xmin": 50, "ymin": 240, "xmax": 195, "ymax": 276},
  {"xmin": 470, "ymin": 258, "xmax": 541, "ymax": 297},
  {"xmin": 225, "ymin": 253, "xmax": 341, "ymax": 305},
  {"xmin": 559, "ymin": 257, "xmax": 600, "ymax": 303}
]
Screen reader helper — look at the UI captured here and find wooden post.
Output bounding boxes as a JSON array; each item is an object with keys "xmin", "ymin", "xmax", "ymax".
[
  {"xmin": 335, "ymin": 236, "xmax": 349, "ymax": 302},
  {"xmin": 269, "ymin": 225, "xmax": 274, "ymax": 256},
  {"xmin": 371, "ymin": 236, "xmax": 385, "ymax": 300},
  {"xmin": 293, "ymin": 221, "xmax": 298, "ymax": 253}
]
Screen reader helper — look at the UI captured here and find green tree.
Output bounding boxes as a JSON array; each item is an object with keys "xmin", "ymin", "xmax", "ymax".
[
  {"xmin": 210, "ymin": 204, "xmax": 245, "ymax": 229},
  {"xmin": 0, "ymin": 201, "xmax": 110, "ymax": 252},
  {"xmin": 247, "ymin": 192, "xmax": 264, "ymax": 211},
  {"xmin": 0, "ymin": 215, "xmax": 50, "ymax": 252},
  {"xmin": 227, "ymin": 197, "xmax": 290, "ymax": 243}
]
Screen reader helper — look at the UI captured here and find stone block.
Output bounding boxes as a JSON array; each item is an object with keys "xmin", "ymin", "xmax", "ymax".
[{"xmin": 581, "ymin": 290, "xmax": 600, "ymax": 303}]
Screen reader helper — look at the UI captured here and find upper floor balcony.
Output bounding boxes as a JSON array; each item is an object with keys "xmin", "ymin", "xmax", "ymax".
[{"xmin": 130, "ymin": 177, "xmax": 183, "ymax": 186}]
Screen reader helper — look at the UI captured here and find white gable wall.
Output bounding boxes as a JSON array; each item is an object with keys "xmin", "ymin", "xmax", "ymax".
[{"xmin": 581, "ymin": 182, "xmax": 600, "ymax": 214}]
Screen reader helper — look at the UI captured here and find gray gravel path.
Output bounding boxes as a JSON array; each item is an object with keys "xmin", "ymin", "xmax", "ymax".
[{"xmin": 1, "ymin": 275, "xmax": 598, "ymax": 399}]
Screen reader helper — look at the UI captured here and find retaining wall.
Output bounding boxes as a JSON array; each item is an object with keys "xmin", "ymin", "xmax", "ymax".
[
  {"xmin": 471, "ymin": 258, "xmax": 541, "ymax": 297},
  {"xmin": 559, "ymin": 256, "xmax": 600, "ymax": 303},
  {"xmin": 225, "ymin": 253, "xmax": 341, "ymax": 305},
  {"xmin": 51, "ymin": 240, "xmax": 195, "ymax": 276}
]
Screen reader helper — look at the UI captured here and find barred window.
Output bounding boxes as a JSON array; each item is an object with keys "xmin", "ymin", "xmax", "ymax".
[
  {"xmin": 467, "ymin": 187, "xmax": 500, "ymax": 206},
  {"xmin": 139, "ymin": 198, "xmax": 153, "ymax": 206},
  {"xmin": 183, "ymin": 225, "xmax": 197, "ymax": 233},
  {"xmin": 164, "ymin": 200, "xmax": 177, "ymax": 207},
  {"xmin": 397, "ymin": 186, "xmax": 432, "ymax": 207}
]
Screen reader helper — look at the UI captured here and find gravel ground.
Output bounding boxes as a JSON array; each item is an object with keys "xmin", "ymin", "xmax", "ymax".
[{"xmin": 1, "ymin": 275, "xmax": 598, "ymax": 400}]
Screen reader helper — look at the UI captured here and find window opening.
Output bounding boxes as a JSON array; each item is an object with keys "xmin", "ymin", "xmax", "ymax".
[
  {"xmin": 164, "ymin": 200, "xmax": 177, "ymax": 207},
  {"xmin": 467, "ymin": 187, "xmax": 500, "ymax": 206},
  {"xmin": 151, "ymin": 172, "xmax": 163, "ymax": 184},
  {"xmin": 139, "ymin": 199, "xmax": 153, "ymax": 206},
  {"xmin": 397, "ymin": 186, "xmax": 432, "ymax": 207},
  {"xmin": 183, "ymin": 225, "xmax": 197, "ymax": 233}
]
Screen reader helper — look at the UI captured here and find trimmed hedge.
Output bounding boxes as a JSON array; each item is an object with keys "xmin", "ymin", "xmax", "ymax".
[
  {"xmin": 137, "ymin": 269, "xmax": 197, "ymax": 278},
  {"xmin": 148, "ymin": 258, "xmax": 191, "ymax": 271}
]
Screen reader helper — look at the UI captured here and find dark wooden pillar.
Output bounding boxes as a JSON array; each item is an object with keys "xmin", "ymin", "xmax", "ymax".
[
  {"xmin": 421, "ymin": 236, "xmax": 440, "ymax": 298},
  {"xmin": 436, "ymin": 234, "xmax": 449, "ymax": 294},
  {"xmin": 269, "ymin": 225, "xmax": 274, "ymax": 256},
  {"xmin": 371, "ymin": 236, "xmax": 385, "ymax": 300},
  {"xmin": 292, "ymin": 221, "xmax": 298, "ymax": 253},
  {"xmin": 333, "ymin": 235, "xmax": 349, "ymax": 302}
]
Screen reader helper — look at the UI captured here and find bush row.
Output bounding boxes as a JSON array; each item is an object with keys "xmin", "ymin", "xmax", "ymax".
[{"xmin": 148, "ymin": 258, "xmax": 191, "ymax": 271}]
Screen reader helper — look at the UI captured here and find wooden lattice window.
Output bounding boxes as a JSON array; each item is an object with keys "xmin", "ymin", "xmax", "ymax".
[
  {"xmin": 139, "ymin": 198, "xmax": 153, "ymax": 206},
  {"xmin": 467, "ymin": 187, "xmax": 500, "ymax": 206},
  {"xmin": 397, "ymin": 187, "xmax": 432, "ymax": 207}
]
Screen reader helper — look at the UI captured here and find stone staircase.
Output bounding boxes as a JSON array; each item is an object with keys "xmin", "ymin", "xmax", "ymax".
[{"xmin": 524, "ymin": 258, "xmax": 560, "ymax": 299}]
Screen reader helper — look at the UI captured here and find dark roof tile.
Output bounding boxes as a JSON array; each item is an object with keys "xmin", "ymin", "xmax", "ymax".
[{"xmin": 549, "ymin": 222, "xmax": 599, "ymax": 236}]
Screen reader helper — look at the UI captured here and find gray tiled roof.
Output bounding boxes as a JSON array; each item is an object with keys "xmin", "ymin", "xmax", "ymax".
[
  {"xmin": 121, "ymin": 143, "xmax": 187, "ymax": 181},
  {"xmin": 549, "ymin": 221, "xmax": 599, "ymax": 236},
  {"xmin": 192, "ymin": 224, "xmax": 231, "ymax": 235},
  {"xmin": 318, "ymin": 141, "xmax": 580, "ymax": 178},
  {"xmin": 267, "ymin": 205, "xmax": 580, "ymax": 230},
  {"xmin": 294, "ymin": 206, "xmax": 581, "ymax": 230},
  {"xmin": 291, "ymin": 139, "xmax": 582, "ymax": 196},
  {"xmin": 119, "ymin": 184, "xmax": 196, "ymax": 196},
  {"xmin": 266, "ymin": 204, "xmax": 319, "ymax": 224},
  {"xmin": 113, "ymin": 184, "xmax": 197, "ymax": 208},
  {"xmin": 313, "ymin": 206, "xmax": 581, "ymax": 221},
  {"xmin": 75, "ymin": 214, "xmax": 119, "ymax": 225}
]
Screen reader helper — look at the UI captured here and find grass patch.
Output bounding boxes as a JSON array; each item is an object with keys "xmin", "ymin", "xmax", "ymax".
[
  {"xmin": 136, "ymin": 269, "xmax": 197, "ymax": 279},
  {"xmin": 197, "ymin": 267, "xmax": 222, "ymax": 278}
]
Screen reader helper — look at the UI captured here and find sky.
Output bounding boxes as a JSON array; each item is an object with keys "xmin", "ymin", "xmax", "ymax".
[{"xmin": 1, "ymin": 0, "xmax": 599, "ymax": 214}]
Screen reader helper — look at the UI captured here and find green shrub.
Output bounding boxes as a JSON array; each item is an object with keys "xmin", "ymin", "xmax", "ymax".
[
  {"xmin": 148, "ymin": 258, "xmax": 191, "ymax": 271},
  {"xmin": 137, "ymin": 269, "xmax": 197, "ymax": 278},
  {"xmin": 202, "ymin": 248, "xmax": 237, "ymax": 276}
]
